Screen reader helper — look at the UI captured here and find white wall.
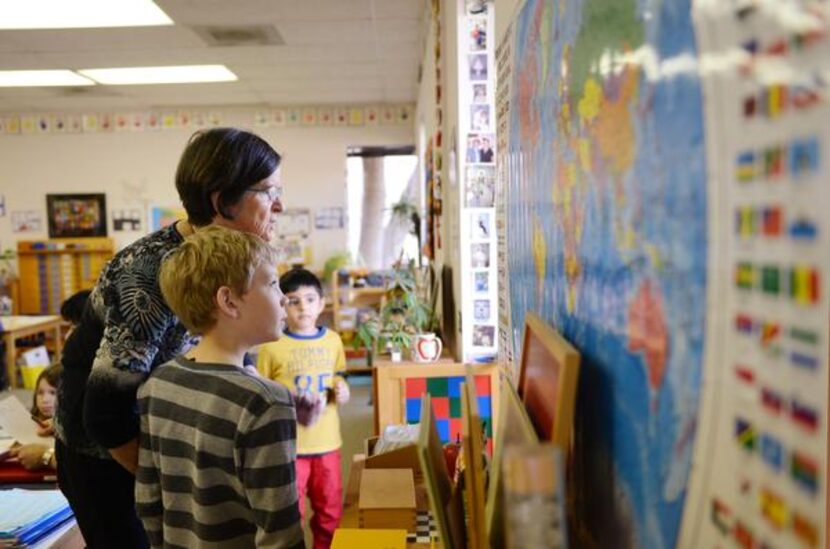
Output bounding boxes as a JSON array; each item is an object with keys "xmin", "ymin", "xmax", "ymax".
[
  {"xmin": 0, "ymin": 107, "xmax": 413, "ymax": 271},
  {"xmin": 495, "ymin": 0, "xmax": 522, "ymax": 45}
]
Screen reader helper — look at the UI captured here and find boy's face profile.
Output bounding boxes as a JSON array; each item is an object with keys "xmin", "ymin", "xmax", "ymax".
[
  {"xmin": 236, "ymin": 263, "xmax": 287, "ymax": 343},
  {"xmin": 284, "ymin": 285, "xmax": 324, "ymax": 334}
]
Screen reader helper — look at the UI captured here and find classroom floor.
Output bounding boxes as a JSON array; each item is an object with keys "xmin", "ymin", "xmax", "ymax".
[{"xmin": 4, "ymin": 374, "xmax": 377, "ymax": 546}]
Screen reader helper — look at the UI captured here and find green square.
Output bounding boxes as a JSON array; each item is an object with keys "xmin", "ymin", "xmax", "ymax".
[
  {"xmin": 761, "ymin": 266, "xmax": 780, "ymax": 294},
  {"xmin": 450, "ymin": 397, "xmax": 462, "ymax": 418},
  {"xmin": 484, "ymin": 419, "xmax": 493, "ymax": 438},
  {"xmin": 426, "ymin": 377, "xmax": 449, "ymax": 396}
]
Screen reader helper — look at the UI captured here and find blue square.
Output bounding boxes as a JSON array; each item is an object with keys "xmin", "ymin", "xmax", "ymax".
[
  {"xmin": 448, "ymin": 377, "xmax": 464, "ymax": 398},
  {"xmin": 478, "ymin": 396, "xmax": 492, "ymax": 418},
  {"xmin": 406, "ymin": 398, "xmax": 422, "ymax": 424},
  {"xmin": 436, "ymin": 419, "xmax": 450, "ymax": 442}
]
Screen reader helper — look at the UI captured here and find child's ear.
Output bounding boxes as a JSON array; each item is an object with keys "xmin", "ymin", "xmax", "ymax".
[{"xmin": 215, "ymin": 286, "xmax": 241, "ymax": 319}]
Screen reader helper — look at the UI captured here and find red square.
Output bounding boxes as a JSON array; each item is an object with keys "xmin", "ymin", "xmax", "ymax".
[
  {"xmin": 406, "ymin": 378, "xmax": 427, "ymax": 399},
  {"xmin": 449, "ymin": 418, "xmax": 463, "ymax": 443},
  {"xmin": 475, "ymin": 375, "xmax": 491, "ymax": 396},
  {"xmin": 432, "ymin": 397, "xmax": 450, "ymax": 419}
]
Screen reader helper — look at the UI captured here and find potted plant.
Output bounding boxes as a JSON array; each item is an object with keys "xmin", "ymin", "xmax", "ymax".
[
  {"xmin": 352, "ymin": 315, "xmax": 380, "ymax": 367},
  {"xmin": 379, "ymin": 320, "xmax": 411, "ymax": 362}
]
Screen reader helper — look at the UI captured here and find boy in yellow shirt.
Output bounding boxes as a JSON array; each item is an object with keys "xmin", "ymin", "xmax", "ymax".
[{"xmin": 258, "ymin": 268, "xmax": 350, "ymax": 549}]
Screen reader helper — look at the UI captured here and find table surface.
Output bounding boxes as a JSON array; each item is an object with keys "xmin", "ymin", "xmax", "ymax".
[{"xmin": 0, "ymin": 315, "xmax": 63, "ymax": 332}]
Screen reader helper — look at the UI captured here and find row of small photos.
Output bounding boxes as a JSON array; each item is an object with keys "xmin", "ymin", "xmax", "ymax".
[{"xmin": 253, "ymin": 104, "xmax": 414, "ymax": 128}]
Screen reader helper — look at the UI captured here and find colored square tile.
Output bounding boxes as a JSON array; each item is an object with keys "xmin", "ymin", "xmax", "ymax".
[
  {"xmin": 427, "ymin": 377, "xmax": 449, "ymax": 396},
  {"xmin": 448, "ymin": 376, "xmax": 464, "ymax": 398},
  {"xmin": 478, "ymin": 396, "xmax": 492, "ymax": 418},
  {"xmin": 432, "ymin": 397, "xmax": 450, "ymax": 419},
  {"xmin": 406, "ymin": 378, "xmax": 427, "ymax": 399},
  {"xmin": 449, "ymin": 418, "xmax": 463, "ymax": 443},
  {"xmin": 436, "ymin": 419, "xmax": 450, "ymax": 443},
  {"xmin": 406, "ymin": 398, "xmax": 422, "ymax": 423},
  {"xmin": 450, "ymin": 397, "xmax": 462, "ymax": 418},
  {"xmin": 475, "ymin": 376, "xmax": 491, "ymax": 396}
]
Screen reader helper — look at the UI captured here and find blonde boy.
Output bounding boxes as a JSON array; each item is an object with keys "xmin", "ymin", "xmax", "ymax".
[
  {"xmin": 136, "ymin": 226, "xmax": 304, "ymax": 548},
  {"xmin": 257, "ymin": 268, "xmax": 350, "ymax": 549}
]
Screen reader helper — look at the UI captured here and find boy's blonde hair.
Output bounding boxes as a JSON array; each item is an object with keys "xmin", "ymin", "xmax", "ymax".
[{"xmin": 159, "ymin": 226, "xmax": 278, "ymax": 335}]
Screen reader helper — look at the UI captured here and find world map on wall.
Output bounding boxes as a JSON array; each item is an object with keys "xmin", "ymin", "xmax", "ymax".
[{"xmin": 505, "ymin": 0, "xmax": 706, "ymax": 546}]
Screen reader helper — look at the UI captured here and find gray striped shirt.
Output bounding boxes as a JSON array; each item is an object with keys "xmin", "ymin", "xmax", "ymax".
[{"xmin": 136, "ymin": 356, "xmax": 305, "ymax": 548}]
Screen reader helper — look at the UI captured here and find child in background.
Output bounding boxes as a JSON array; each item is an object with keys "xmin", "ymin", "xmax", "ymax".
[
  {"xmin": 138, "ymin": 226, "xmax": 304, "ymax": 548},
  {"xmin": 7, "ymin": 364, "xmax": 61, "ymax": 470},
  {"xmin": 258, "ymin": 268, "xmax": 350, "ymax": 549}
]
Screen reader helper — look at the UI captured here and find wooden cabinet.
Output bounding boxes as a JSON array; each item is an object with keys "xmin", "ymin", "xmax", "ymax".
[{"xmin": 17, "ymin": 238, "xmax": 113, "ymax": 314}]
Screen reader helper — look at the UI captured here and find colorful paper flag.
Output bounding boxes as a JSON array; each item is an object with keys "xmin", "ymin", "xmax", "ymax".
[
  {"xmin": 789, "ymin": 266, "xmax": 819, "ymax": 304},
  {"xmin": 791, "ymin": 398, "xmax": 818, "ymax": 432},
  {"xmin": 790, "ymin": 326, "xmax": 818, "ymax": 346},
  {"xmin": 735, "ymin": 313, "xmax": 754, "ymax": 334},
  {"xmin": 736, "ymin": 207, "xmax": 755, "ymax": 237},
  {"xmin": 735, "ymin": 417, "xmax": 756, "ymax": 451},
  {"xmin": 736, "ymin": 263, "xmax": 754, "ymax": 289},
  {"xmin": 760, "ymin": 265, "xmax": 780, "ymax": 294},
  {"xmin": 759, "ymin": 488, "xmax": 788, "ymax": 529},
  {"xmin": 733, "ymin": 521, "xmax": 754, "ymax": 549},
  {"xmin": 711, "ymin": 499, "xmax": 732, "ymax": 535},
  {"xmin": 790, "ymin": 451, "xmax": 819, "ymax": 495},
  {"xmin": 763, "ymin": 147, "xmax": 784, "ymax": 178},
  {"xmin": 790, "ymin": 351, "xmax": 819, "ymax": 371},
  {"xmin": 760, "ymin": 433, "xmax": 783, "ymax": 471},
  {"xmin": 736, "ymin": 151, "xmax": 756, "ymax": 182},
  {"xmin": 789, "ymin": 217, "xmax": 818, "ymax": 241},
  {"xmin": 792, "ymin": 512, "xmax": 819, "ymax": 548},
  {"xmin": 790, "ymin": 137, "xmax": 819, "ymax": 176},
  {"xmin": 761, "ymin": 387, "xmax": 783, "ymax": 414}
]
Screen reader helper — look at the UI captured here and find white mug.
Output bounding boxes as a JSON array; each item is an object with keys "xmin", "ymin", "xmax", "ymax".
[{"xmin": 412, "ymin": 333, "xmax": 443, "ymax": 362}]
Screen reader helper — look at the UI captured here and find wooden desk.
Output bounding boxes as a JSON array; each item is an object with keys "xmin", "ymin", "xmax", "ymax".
[
  {"xmin": 1, "ymin": 315, "xmax": 63, "ymax": 389},
  {"xmin": 341, "ymin": 455, "xmax": 440, "ymax": 548}
]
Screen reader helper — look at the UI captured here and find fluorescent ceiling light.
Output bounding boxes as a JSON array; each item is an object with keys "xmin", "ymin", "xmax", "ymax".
[
  {"xmin": 0, "ymin": 0, "xmax": 173, "ymax": 29},
  {"xmin": 0, "ymin": 70, "xmax": 95, "ymax": 87},
  {"xmin": 78, "ymin": 65, "xmax": 238, "ymax": 85}
]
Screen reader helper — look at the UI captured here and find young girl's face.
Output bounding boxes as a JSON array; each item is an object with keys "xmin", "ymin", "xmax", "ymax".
[{"xmin": 36, "ymin": 378, "xmax": 57, "ymax": 419}]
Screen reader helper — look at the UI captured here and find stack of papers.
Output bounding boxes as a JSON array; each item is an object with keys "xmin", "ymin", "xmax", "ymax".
[
  {"xmin": 0, "ymin": 489, "xmax": 74, "ymax": 547},
  {"xmin": 0, "ymin": 396, "xmax": 42, "ymax": 458}
]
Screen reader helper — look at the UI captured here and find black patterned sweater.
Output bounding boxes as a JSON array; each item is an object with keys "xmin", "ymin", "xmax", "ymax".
[{"xmin": 55, "ymin": 223, "xmax": 198, "ymax": 457}]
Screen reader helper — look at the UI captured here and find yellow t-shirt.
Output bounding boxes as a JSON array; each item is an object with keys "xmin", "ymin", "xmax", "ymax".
[{"xmin": 257, "ymin": 327, "xmax": 346, "ymax": 455}]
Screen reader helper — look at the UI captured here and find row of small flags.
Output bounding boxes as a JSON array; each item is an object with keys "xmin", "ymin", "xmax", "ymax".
[
  {"xmin": 734, "ymin": 263, "xmax": 820, "ymax": 304},
  {"xmin": 734, "ymin": 313, "xmax": 820, "ymax": 368},
  {"xmin": 734, "ymin": 365, "xmax": 821, "ymax": 433},
  {"xmin": 741, "ymin": 27, "xmax": 826, "ymax": 59},
  {"xmin": 735, "ymin": 136, "xmax": 819, "ymax": 182},
  {"xmin": 0, "ymin": 111, "xmax": 225, "ymax": 135},
  {"xmin": 743, "ymin": 81, "xmax": 823, "ymax": 120},
  {"xmin": 713, "ymin": 493, "xmax": 819, "ymax": 547},
  {"xmin": 735, "ymin": 205, "xmax": 818, "ymax": 241},
  {"xmin": 252, "ymin": 104, "xmax": 413, "ymax": 128}
]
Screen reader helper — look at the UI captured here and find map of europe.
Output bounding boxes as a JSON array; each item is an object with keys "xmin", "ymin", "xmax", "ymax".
[{"xmin": 505, "ymin": 0, "xmax": 706, "ymax": 546}]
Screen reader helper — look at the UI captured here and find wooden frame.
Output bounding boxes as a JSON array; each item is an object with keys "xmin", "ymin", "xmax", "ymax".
[
  {"xmin": 461, "ymin": 371, "xmax": 486, "ymax": 547},
  {"xmin": 518, "ymin": 312, "xmax": 580, "ymax": 450},
  {"xmin": 373, "ymin": 361, "xmax": 500, "ymax": 441},
  {"xmin": 46, "ymin": 193, "xmax": 107, "ymax": 238}
]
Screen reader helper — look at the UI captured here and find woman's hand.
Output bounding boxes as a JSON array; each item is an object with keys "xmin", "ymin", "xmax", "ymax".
[{"xmin": 9, "ymin": 443, "xmax": 51, "ymax": 470}]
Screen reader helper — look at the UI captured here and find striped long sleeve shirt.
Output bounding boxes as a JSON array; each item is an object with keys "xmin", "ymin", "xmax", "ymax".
[{"xmin": 136, "ymin": 356, "xmax": 305, "ymax": 548}]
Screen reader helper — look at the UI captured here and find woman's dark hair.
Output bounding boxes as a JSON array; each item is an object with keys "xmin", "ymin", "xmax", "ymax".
[
  {"xmin": 30, "ymin": 364, "xmax": 62, "ymax": 419},
  {"xmin": 280, "ymin": 267, "xmax": 323, "ymax": 297},
  {"xmin": 176, "ymin": 128, "xmax": 281, "ymax": 227},
  {"xmin": 60, "ymin": 289, "xmax": 91, "ymax": 325}
]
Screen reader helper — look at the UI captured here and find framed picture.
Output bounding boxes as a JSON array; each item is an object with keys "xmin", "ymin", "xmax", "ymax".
[{"xmin": 46, "ymin": 193, "xmax": 107, "ymax": 237}]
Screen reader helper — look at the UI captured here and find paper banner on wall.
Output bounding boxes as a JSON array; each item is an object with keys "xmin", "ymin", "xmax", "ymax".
[
  {"xmin": 302, "ymin": 108, "xmax": 317, "ymax": 126},
  {"xmin": 148, "ymin": 205, "xmax": 186, "ymax": 233},
  {"xmin": 317, "ymin": 108, "xmax": 333, "ymax": 126},
  {"xmin": 314, "ymin": 207, "xmax": 345, "ymax": 230},
  {"xmin": 275, "ymin": 208, "xmax": 311, "ymax": 238},
  {"xmin": 112, "ymin": 209, "xmax": 143, "ymax": 232},
  {"xmin": 11, "ymin": 211, "xmax": 42, "ymax": 233}
]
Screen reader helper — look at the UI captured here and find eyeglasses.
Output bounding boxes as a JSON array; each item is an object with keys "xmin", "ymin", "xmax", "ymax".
[{"xmin": 246, "ymin": 186, "xmax": 284, "ymax": 202}]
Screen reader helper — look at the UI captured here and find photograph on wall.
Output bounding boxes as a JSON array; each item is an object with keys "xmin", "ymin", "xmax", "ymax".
[
  {"xmin": 465, "ymin": 166, "xmax": 495, "ymax": 207},
  {"xmin": 472, "ymin": 324, "xmax": 495, "ymax": 347},
  {"xmin": 465, "ymin": 133, "xmax": 495, "ymax": 163},
  {"xmin": 472, "ymin": 83, "xmax": 488, "ymax": 104},
  {"xmin": 149, "ymin": 205, "xmax": 187, "ymax": 232},
  {"xmin": 473, "ymin": 299, "xmax": 491, "ymax": 321},
  {"xmin": 471, "ymin": 211, "xmax": 492, "ymax": 240},
  {"xmin": 46, "ymin": 193, "xmax": 107, "ymax": 237},
  {"xmin": 468, "ymin": 17, "xmax": 487, "ymax": 51},
  {"xmin": 275, "ymin": 208, "xmax": 311, "ymax": 238},
  {"xmin": 273, "ymin": 237, "xmax": 308, "ymax": 266},
  {"xmin": 112, "ymin": 209, "xmax": 142, "ymax": 232},
  {"xmin": 466, "ymin": 0, "xmax": 488, "ymax": 15},
  {"xmin": 471, "ymin": 243, "xmax": 490, "ymax": 268},
  {"xmin": 473, "ymin": 271, "xmax": 489, "ymax": 293},
  {"xmin": 11, "ymin": 210, "xmax": 42, "ymax": 233},
  {"xmin": 471, "ymin": 104, "xmax": 491, "ymax": 131},
  {"xmin": 468, "ymin": 53, "xmax": 488, "ymax": 81},
  {"xmin": 0, "ymin": 195, "xmax": 5, "ymax": 217},
  {"xmin": 314, "ymin": 207, "xmax": 345, "ymax": 230}
]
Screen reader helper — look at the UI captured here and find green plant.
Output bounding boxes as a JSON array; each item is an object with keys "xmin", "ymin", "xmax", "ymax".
[
  {"xmin": 381, "ymin": 258, "xmax": 437, "ymax": 335},
  {"xmin": 322, "ymin": 251, "xmax": 351, "ymax": 285},
  {"xmin": 380, "ymin": 320, "xmax": 411, "ymax": 351}
]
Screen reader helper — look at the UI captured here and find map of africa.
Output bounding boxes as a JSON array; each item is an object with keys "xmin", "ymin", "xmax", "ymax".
[{"xmin": 505, "ymin": 0, "xmax": 706, "ymax": 546}]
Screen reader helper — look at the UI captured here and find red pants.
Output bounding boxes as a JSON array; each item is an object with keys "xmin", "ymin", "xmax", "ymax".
[{"xmin": 296, "ymin": 450, "xmax": 342, "ymax": 549}]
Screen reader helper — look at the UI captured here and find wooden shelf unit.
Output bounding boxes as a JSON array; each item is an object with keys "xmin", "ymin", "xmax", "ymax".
[{"xmin": 17, "ymin": 238, "xmax": 113, "ymax": 314}]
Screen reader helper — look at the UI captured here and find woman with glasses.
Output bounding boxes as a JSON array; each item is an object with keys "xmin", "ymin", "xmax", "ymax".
[{"xmin": 54, "ymin": 128, "xmax": 285, "ymax": 548}]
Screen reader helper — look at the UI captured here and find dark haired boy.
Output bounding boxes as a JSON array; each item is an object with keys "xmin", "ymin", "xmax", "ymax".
[{"xmin": 257, "ymin": 268, "xmax": 350, "ymax": 549}]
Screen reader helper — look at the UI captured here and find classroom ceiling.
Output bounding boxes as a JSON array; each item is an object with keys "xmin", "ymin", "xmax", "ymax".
[{"xmin": 0, "ymin": 0, "xmax": 427, "ymax": 112}]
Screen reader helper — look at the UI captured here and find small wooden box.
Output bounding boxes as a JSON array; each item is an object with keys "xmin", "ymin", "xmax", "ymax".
[{"xmin": 358, "ymin": 468, "xmax": 417, "ymax": 531}]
